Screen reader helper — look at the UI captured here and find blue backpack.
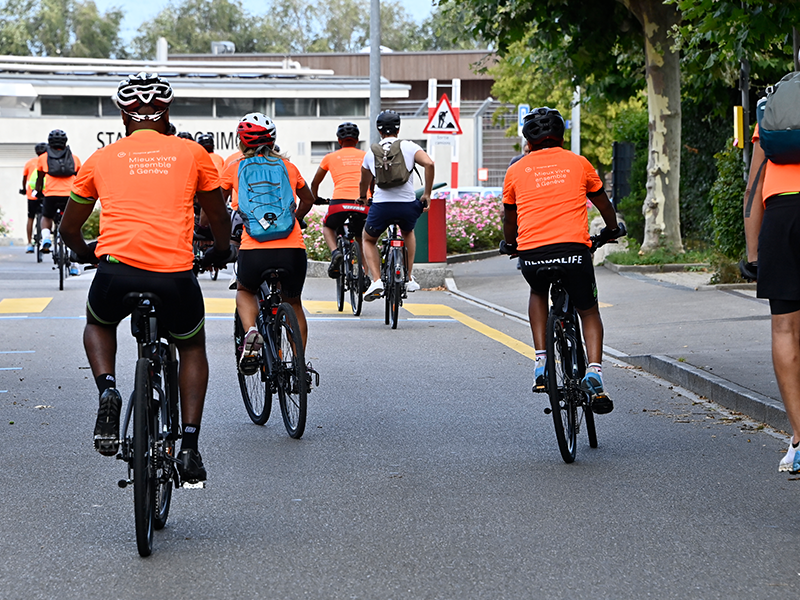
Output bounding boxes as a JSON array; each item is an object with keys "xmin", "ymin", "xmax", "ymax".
[
  {"xmin": 236, "ymin": 154, "xmax": 296, "ymax": 242},
  {"xmin": 756, "ymin": 72, "xmax": 800, "ymax": 165}
]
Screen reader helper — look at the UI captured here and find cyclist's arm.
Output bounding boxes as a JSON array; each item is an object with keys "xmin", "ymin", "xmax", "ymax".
[
  {"xmin": 588, "ymin": 188, "xmax": 617, "ymax": 230},
  {"xmin": 502, "ymin": 202, "xmax": 517, "ymax": 245},
  {"xmin": 359, "ymin": 166, "xmax": 373, "ymax": 201},
  {"xmin": 414, "ymin": 149, "xmax": 435, "ymax": 209},
  {"xmin": 35, "ymin": 169, "xmax": 45, "ymax": 195},
  {"xmin": 309, "ymin": 166, "xmax": 327, "ymax": 199},
  {"xmin": 196, "ymin": 188, "xmax": 231, "ymax": 252},
  {"xmin": 295, "ymin": 183, "xmax": 315, "ymax": 221},
  {"xmin": 61, "ymin": 194, "xmax": 99, "ymax": 264},
  {"xmin": 20, "ymin": 174, "xmax": 27, "ymax": 194},
  {"xmin": 743, "ymin": 138, "xmax": 766, "ymax": 264}
]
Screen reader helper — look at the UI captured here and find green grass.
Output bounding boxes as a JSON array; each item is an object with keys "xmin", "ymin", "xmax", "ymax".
[{"xmin": 605, "ymin": 240, "xmax": 715, "ymax": 266}]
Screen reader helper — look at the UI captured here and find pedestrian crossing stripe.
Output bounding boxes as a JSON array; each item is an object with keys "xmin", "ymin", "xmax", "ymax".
[
  {"xmin": 304, "ymin": 300, "xmax": 349, "ymax": 314},
  {"xmin": 204, "ymin": 298, "xmax": 236, "ymax": 314},
  {"xmin": 0, "ymin": 298, "xmax": 52, "ymax": 314}
]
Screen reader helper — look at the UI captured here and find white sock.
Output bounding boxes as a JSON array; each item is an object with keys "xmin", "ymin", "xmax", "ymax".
[{"xmin": 42, "ymin": 228, "xmax": 51, "ymax": 241}]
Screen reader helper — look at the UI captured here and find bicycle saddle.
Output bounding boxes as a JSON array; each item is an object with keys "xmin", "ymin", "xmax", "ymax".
[
  {"xmin": 122, "ymin": 292, "xmax": 162, "ymax": 308},
  {"xmin": 535, "ymin": 265, "xmax": 566, "ymax": 283}
]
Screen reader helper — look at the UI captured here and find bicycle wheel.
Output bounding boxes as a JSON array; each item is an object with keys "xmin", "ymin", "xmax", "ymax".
[
  {"xmin": 56, "ymin": 232, "xmax": 66, "ymax": 291},
  {"xmin": 334, "ymin": 238, "xmax": 346, "ymax": 312},
  {"xmin": 275, "ymin": 303, "xmax": 307, "ymax": 439},
  {"xmin": 210, "ymin": 267, "xmax": 219, "ymax": 281},
  {"xmin": 34, "ymin": 214, "xmax": 42, "ymax": 263},
  {"xmin": 234, "ymin": 310, "xmax": 271, "ymax": 425},
  {"xmin": 154, "ymin": 347, "xmax": 176, "ymax": 530},
  {"xmin": 546, "ymin": 312, "xmax": 578, "ymax": 463},
  {"xmin": 133, "ymin": 357, "xmax": 155, "ymax": 557},
  {"xmin": 389, "ymin": 249, "xmax": 402, "ymax": 329},
  {"xmin": 573, "ymin": 327, "xmax": 598, "ymax": 449},
  {"xmin": 347, "ymin": 241, "xmax": 364, "ymax": 317}
]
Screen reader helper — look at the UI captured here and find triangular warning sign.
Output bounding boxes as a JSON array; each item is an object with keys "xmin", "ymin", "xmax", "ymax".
[{"xmin": 423, "ymin": 94, "xmax": 463, "ymax": 135}]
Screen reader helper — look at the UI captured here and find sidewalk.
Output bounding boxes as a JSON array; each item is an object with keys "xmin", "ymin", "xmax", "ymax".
[{"xmin": 447, "ymin": 255, "xmax": 789, "ymax": 433}]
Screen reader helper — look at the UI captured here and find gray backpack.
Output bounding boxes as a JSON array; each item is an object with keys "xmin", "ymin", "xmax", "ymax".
[
  {"xmin": 756, "ymin": 71, "xmax": 800, "ymax": 164},
  {"xmin": 371, "ymin": 140, "xmax": 417, "ymax": 188}
]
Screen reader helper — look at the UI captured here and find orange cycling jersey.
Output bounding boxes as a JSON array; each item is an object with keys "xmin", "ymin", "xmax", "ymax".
[
  {"xmin": 208, "ymin": 152, "xmax": 225, "ymax": 176},
  {"xmin": 71, "ymin": 129, "xmax": 220, "ymax": 272},
  {"xmin": 221, "ymin": 154, "xmax": 307, "ymax": 251},
  {"xmin": 503, "ymin": 147, "xmax": 603, "ymax": 251},
  {"xmin": 752, "ymin": 125, "xmax": 800, "ymax": 202},
  {"xmin": 23, "ymin": 157, "xmax": 39, "ymax": 200},
  {"xmin": 37, "ymin": 152, "xmax": 82, "ymax": 196},
  {"xmin": 319, "ymin": 147, "xmax": 365, "ymax": 200}
]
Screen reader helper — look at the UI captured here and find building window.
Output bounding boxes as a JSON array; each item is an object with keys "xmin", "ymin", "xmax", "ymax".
[
  {"xmin": 275, "ymin": 98, "xmax": 315, "ymax": 117},
  {"xmin": 311, "ymin": 141, "xmax": 337, "ymax": 158},
  {"xmin": 170, "ymin": 98, "xmax": 213, "ymax": 117},
  {"xmin": 217, "ymin": 98, "xmax": 265, "ymax": 118},
  {"xmin": 319, "ymin": 98, "xmax": 365, "ymax": 117},
  {"xmin": 40, "ymin": 95, "xmax": 98, "ymax": 116},
  {"xmin": 100, "ymin": 96, "xmax": 118, "ymax": 117}
]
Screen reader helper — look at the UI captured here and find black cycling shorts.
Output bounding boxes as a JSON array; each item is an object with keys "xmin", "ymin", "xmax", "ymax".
[
  {"xmin": 237, "ymin": 247, "xmax": 307, "ymax": 298},
  {"xmin": 27, "ymin": 199, "xmax": 42, "ymax": 219},
  {"xmin": 364, "ymin": 200, "xmax": 424, "ymax": 238},
  {"xmin": 758, "ymin": 194, "xmax": 800, "ymax": 310},
  {"xmin": 42, "ymin": 195, "xmax": 69, "ymax": 220},
  {"xmin": 324, "ymin": 201, "xmax": 369, "ymax": 237},
  {"xmin": 518, "ymin": 243, "xmax": 598, "ymax": 311},
  {"xmin": 87, "ymin": 260, "xmax": 205, "ymax": 340}
]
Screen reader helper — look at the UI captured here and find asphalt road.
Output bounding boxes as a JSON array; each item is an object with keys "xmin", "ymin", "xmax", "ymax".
[{"xmin": 1, "ymin": 245, "xmax": 799, "ymax": 600}]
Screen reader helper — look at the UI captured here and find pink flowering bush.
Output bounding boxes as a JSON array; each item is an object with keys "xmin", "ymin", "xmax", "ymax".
[
  {"xmin": 302, "ymin": 211, "xmax": 328, "ymax": 261},
  {"xmin": 0, "ymin": 208, "xmax": 12, "ymax": 236},
  {"xmin": 444, "ymin": 192, "xmax": 503, "ymax": 254}
]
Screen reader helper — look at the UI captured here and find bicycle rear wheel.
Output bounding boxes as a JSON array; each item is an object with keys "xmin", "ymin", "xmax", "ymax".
[
  {"xmin": 546, "ymin": 313, "xmax": 577, "ymax": 463},
  {"xmin": 347, "ymin": 241, "xmax": 364, "ymax": 317},
  {"xmin": 573, "ymin": 327, "xmax": 598, "ymax": 449},
  {"xmin": 154, "ymin": 347, "xmax": 177, "ymax": 530},
  {"xmin": 335, "ymin": 239, "xmax": 345, "ymax": 312},
  {"xmin": 389, "ymin": 249, "xmax": 402, "ymax": 329},
  {"xmin": 234, "ymin": 310, "xmax": 271, "ymax": 425},
  {"xmin": 34, "ymin": 214, "xmax": 42, "ymax": 263},
  {"xmin": 275, "ymin": 303, "xmax": 307, "ymax": 439},
  {"xmin": 56, "ymin": 232, "xmax": 66, "ymax": 291},
  {"xmin": 133, "ymin": 357, "xmax": 155, "ymax": 557}
]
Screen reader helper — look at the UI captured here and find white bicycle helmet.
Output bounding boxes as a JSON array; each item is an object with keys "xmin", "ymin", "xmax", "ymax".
[
  {"xmin": 237, "ymin": 112, "xmax": 277, "ymax": 148},
  {"xmin": 113, "ymin": 72, "xmax": 174, "ymax": 122}
]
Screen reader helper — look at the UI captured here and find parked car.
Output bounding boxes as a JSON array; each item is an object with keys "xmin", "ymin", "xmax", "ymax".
[{"xmin": 433, "ymin": 186, "xmax": 503, "ymax": 201}]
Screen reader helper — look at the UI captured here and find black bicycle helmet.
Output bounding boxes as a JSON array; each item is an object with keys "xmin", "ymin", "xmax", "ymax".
[
  {"xmin": 522, "ymin": 107, "xmax": 565, "ymax": 149},
  {"xmin": 336, "ymin": 121, "xmax": 360, "ymax": 140},
  {"xmin": 113, "ymin": 72, "xmax": 174, "ymax": 122},
  {"xmin": 196, "ymin": 132, "xmax": 215, "ymax": 152},
  {"xmin": 176, "ymin": 131, "xmax": 194, "ymax": 141},
  {"xmin": 48, "ymin": 129, "xmax": 68, "ymax": 149},
  {"xmin": 376, "ymin": 110, "xmax": 400, "ymax": 135},
  {"xmin": 34, "ymin": 142, "xmax": 48, "ymax": 155}
]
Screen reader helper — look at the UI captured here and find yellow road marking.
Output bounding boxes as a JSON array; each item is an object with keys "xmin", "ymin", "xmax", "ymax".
[
  {"xmin": 0, "ymin": 298, "xmax": 52, "ymax": 314},
  {"xmin": 204, "ymin": 298, "xmax": 235, "ymax": 314},
  {"xmin": 599, "ymin": 302, "xmax": 612, "ymax": 308},
  {"xmin": 304, "ymin": 300, "xmax": 350, "ymax": 314},
  {"xmin": 403, "ymin": 303, "xmax": 536, "ymax": 360}
]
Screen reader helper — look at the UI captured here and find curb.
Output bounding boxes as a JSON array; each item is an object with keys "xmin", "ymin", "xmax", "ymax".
[
  {"xmin": 444, "ymin": 277, "xmax": 786, "ymax": 433},
  {"xmin": 309, "ymin": 260, "xmax": 453, "ymax": 289},
  {"xmin": 603, "ymin": 261, "xmax": 710, "ymax": 274}
]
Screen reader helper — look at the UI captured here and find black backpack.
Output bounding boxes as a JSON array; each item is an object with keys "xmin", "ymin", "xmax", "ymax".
[{"xmin": 47, "ymin": 146, "xmax": 76, "ymax": 177}]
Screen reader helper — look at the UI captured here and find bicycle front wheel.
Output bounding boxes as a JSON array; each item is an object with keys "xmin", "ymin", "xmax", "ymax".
[
  {"xmin": 275, "ymin": 304, "xmax": 307, "ymax": 439},
  {"xmin": 56, "ymin": 233, "xmax": 66, "ymax": 291},
  {"xmin": 154, "ymin": 347, "xmax": 177, "ymax": 530},
  {"xmin": 347, "ymin": 241, "xmax": 364, "ymax": 317},
  {"xmin": 133, "ymin": 357, "xmax": 155, "ymax": 557},
  {"xmin": 546, "ymin": 313, "xmax": 577, "ymax": 463},
  {"xmin": 389, "ymin": 250, "xmax": 402, "ymax": 329},
  {"xmin": 35, "ymin": 214, "xmax": 42, "ymax": 263},
  {"xmin": 234, "ymin": 310, "xmax": 271, "ymax": 425}
]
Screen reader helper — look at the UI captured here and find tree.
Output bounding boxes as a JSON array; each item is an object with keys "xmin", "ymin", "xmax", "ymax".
[
  {"xmin": 0, "ymin": 0, "xmax": 35, "ymax": 55},
  {"xmin": 446, "ymin": 0, "xmax": 684, "ymax": 253},
  {"xmin": 307, "ymin": 0, "xmax": 368, "ymax": 52},
  {"xmin": 410, "ymin": 3, "xmax": 487, "ymax": 51}
]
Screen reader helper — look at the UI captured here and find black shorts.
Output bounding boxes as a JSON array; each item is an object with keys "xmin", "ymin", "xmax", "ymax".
[
  {"xmin": 42, "ymin": 195, "xmax": 69, "ymax": 220},
  {"xmin": 758, "ymin": 194, "xmax": 800, "ymax": 308},
  {"xmin": 87, "ymin": 260, "xmax": 205, "ymax": 340},
  {"xmin": 27, "ymin": 199, "xmax": 42, "ymax": 219},
  {"xmin": 324, "ymin": 201, "xmax": 369, "ymax": 237},
  {"xmin": 364, "ymin": 200, "xmax": 424, "ymax": 237},
  {"xmin": 237, "ymin": 247, "xmax": 307, "ymax": 298},
  {"xmin": 519, "ymin": 243, "xmax": 598, "ymax": 311}
]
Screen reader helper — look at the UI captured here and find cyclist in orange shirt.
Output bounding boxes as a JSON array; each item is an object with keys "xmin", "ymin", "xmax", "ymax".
[
  {"xmin": 310, "ymin": 122, "xmax": 370, "ymax": 279},
  {"xmin": 20, "ymin": 142, "xmax": 48, "ymax": 253},
  {"xmin": 502, "ymin": 107, "xmax": 624, "ymax": 414},
  {"xmin": 221, "ymin": 113, "xmax": 315, "ymax": 375},
  {"xmin": 60, "ymin": 73, "xmax": 233, "ymax": 484},
  {"xmin": 35, "ymin": 129, "xmax": 81, "ymax": 255},
  {"xmin": 196, "ymin": 133, "xmax": 225, "ymax": 175}
]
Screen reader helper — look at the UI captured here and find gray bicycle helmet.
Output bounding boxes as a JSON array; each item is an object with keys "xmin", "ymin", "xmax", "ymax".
[
  {"xmin": 336, "ymin": 122, "xmax": 360, "ymax": 140},
  {"xmin": 34, "ymin": 142, "xmax": 48, "ymax": 155},
  {"xmin": 113, "ymin": 72, "xmax": 174, "ymax": 122},
  {"xmin": 522, "ymin": 107, "xmax": 565, "ymax": 149},
  {"xmin": 376, "ymin": 110, "xmax": 400, "ymax": 135}
]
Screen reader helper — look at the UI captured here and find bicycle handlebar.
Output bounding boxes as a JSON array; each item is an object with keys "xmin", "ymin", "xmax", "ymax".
[{"xmin": 499, "ymin": 222, "xmax": 627, "ymax": 259}]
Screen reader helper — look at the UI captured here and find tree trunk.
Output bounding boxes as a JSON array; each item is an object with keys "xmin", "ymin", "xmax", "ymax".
[{"xmin": 622, "ymin": 0, "xmax": 683, "ymax": 253}]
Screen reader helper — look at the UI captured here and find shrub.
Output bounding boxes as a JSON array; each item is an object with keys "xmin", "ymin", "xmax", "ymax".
[
  {"xmin": 709, "ymin": 141, "xmax": 746, "ymax": 260},
  {"xmin": 301, "ymin": 211, "xmax": 328, "ymax": 261},
  {"xmin": 445, "ymin": 193, "xmax": 503, "ymax": 254},
  {"xmin": 0, "ymin": 207, "xmax": 11, "ymax": 236},
  {"xmin": 81, "ymin": 208, "xmax": 101, "ymax": 240},
  {"xmin": 612, "ymin": 107, "xmax": 648, "ymax": 244}
]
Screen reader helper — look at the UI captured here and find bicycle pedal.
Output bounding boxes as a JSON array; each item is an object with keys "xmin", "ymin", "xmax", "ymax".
[{"xmin": 181, "ymin": 481, "xmax": 206, "ymax": 489}]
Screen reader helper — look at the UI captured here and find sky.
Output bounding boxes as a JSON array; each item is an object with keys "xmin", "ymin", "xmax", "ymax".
[{"xmin": 90, "ymin": 0, "xmax": 436, "ymax": 45}]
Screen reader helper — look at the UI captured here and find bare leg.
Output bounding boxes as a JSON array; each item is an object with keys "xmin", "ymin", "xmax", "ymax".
[
  {"xmin": 236, "ymin": 287, "xmax": 259, "ymax": 331},
  {"xmin": 772, "ymin": 311, "xmax": 800, "ymax": 444},
  {"xmin": 323, "ymin": 226, "xmax": 338, "ymax": 252},
  {"xmin": 402, "ymin": 229, "xmax": 416, "ymax": 277},
  {"xmin": 363, "ymin": 232, "xmax": 381, "ymax": 284},
  {"xmin": 174, "ymin": 331, "xmax": 208, "ymax": 426},
  {"xmin": 83, "ymin": 321, "xmax": 118, "ymax": 379},
  {"xmin": 26, "ymin": 217, "xmax": 33, "ymax": 245},
  {"xmin": 528, "ymin": 291, "xmax": 549, "ymax": 351},
  {"xmin": 577, "ymin": 304, "xmax": 604, "ymax": 365},
  {"xmin": 282, "ymin": 294, "xmax": 308, "ymax": 349}
]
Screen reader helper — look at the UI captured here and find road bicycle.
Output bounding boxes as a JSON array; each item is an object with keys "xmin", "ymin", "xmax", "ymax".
[
  {"xmin": 500, "ymin": 229, "xmax": 624, "ymax": 463},
  {"xmin": 233, "ymin": 268, "xmax": 317, "ymax": 438},
  {"xmin": 192, "ymin": 234, "xmax": 220, "ymax": 281},
  {"xmin": 334, "ymin": 217, "xmax": 366, "ymax": 317},
  {"xmin": 50, "ymin": 208, "xmax": 73, "ymax": 291},
  {"xmin": 115, "ymin": 292, "xmax": 187, "ymax": 557},
  {"xmin": 380, "ymin": 222, "xmax": 408, "ymax": 330},
  {"xmin": 33, "ymin": 210, "xmax": 43, "ymax": 263}
]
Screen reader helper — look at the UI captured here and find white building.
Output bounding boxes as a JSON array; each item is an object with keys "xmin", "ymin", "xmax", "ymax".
[{"xmin": 0, "ymin": 54, "xmax": 481, "ymax": 243}]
